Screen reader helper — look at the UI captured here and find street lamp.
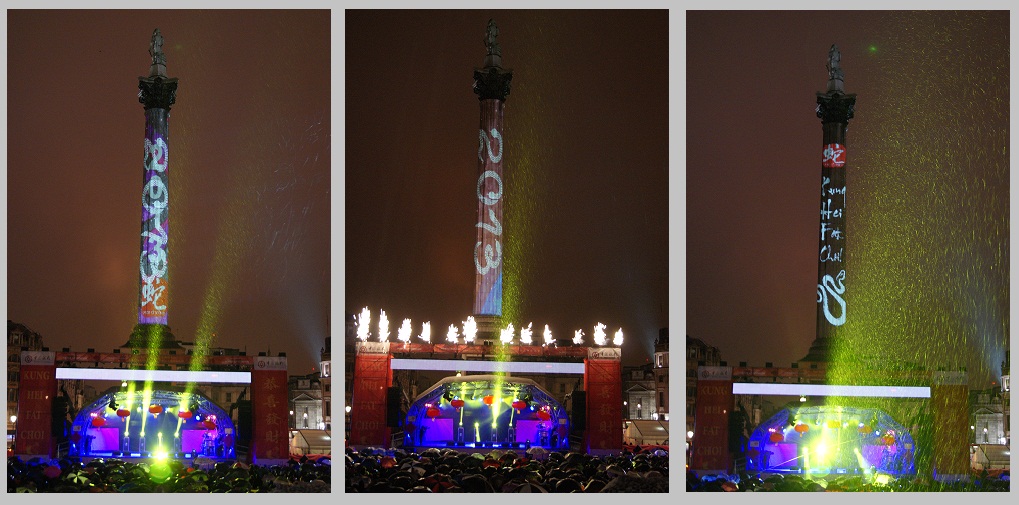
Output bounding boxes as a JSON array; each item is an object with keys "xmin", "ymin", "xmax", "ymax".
[{"xmin": 345, "ymin": 405, "xmax": 351, "ymax": 414}]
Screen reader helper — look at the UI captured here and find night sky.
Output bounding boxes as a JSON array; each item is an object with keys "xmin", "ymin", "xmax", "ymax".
[
  {"xmin": 687, "ymin": 11, "xmax": 1009, "ymax": 387},
  {"xmin": 345, "ymin": 10, "xmax": 669, "ymax": 365},
  {"xmin": 6, "ymin": 10, "xmax": 331, "ymax": 375}
]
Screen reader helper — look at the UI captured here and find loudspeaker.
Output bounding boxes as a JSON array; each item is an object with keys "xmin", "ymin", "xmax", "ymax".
[
  {"xmin": 236, "ymin": 400, "xmax": 252, "ymax": 443},
  {"xmin": 571, "ymin": 391, "xmax": 586, "ymax": 430},
  {"xmin": 387, "ymin": 386, "xmax": 402, "ymax": 428}
]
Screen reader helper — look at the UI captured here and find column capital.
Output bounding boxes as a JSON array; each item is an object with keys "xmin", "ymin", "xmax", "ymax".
[
  {"xmin": 473, "ymin": 67, "xmax": 512, "ymax": 101},
  {"xmin": 139, "ymin": 76, "xmax": 179, "ymax": 110},
  {"xmin": 816, "ymin": 92, "xmax": 856, "ymax": 124}
]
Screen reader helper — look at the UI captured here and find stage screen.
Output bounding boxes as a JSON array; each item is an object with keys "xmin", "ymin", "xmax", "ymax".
[
  {"xmin": 183, "ymin": 429, "xmax": 217, "ymax": 453},
  {"xmin": 90, "ymin": 427, "xmax": 121, "ymax": 452}
]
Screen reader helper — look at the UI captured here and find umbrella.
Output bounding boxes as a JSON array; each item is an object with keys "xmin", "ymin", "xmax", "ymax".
[
  {"xmin": 526, "ymin": 446, "xmax": 548, "ymax": 460},
  {"xmin": 513, "ymin": 482, "xmax": 548, "ymax": 492}
]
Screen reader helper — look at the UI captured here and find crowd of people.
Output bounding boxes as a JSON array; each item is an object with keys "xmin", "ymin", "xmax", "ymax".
[
  {"xmin": 7, "ymin": 454, "xmax": 331, "ymax": 493},
  {"xmin": 687, "ymin": 470, "xmax": 1010, "ymax": 492},
  {"xmin": 345, "ymin": 446, "xmax": 669, "ymax": 492}
]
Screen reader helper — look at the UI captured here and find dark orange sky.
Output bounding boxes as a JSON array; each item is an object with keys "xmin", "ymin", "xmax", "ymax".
[
  {"xmin": 345, "ymin": 10, "xmax": 670, "ymax": 364},
  {"xmin": 6, "ymin": 10, "xmax": 331, "ymax": 375}
]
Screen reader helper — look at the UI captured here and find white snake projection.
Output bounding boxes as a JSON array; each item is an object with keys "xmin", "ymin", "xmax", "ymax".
[{"xmin": 817, "ymin": 269, "xmax": 846, "ymax": 326}]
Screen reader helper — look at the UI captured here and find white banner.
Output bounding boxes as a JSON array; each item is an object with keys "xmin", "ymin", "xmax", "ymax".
[
  {"xmin": 698, "ymin": 366, "xmax": 732, "ymax": 381},
  {"xmin": 932, "ymin": 371, "xmax": 967, "ymax": 385},
  {"xmin": 356, "ymin": 341, "xmax": 391, "ymax": 355},
  {"xmin": 587, "ymin": 347, "xmax": 622, "ymax": 360},
  {"xmin": 21, "ymin": 351, "xmax": 55, "ymax": 366},
  {"xmin": 253, "ymin": 356, "xmax": 288, "ymax": 371}
]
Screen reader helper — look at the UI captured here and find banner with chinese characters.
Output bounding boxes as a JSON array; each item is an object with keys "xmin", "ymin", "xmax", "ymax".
[
  {"xmin": 931, "ymin": 372, "xmax": 969, "ymax": 479},
  {"xmin": 349, "ymin": 352, "xmax": 393, "ymax": 447},
  {"xmin": 15, "ymin": 351, "xmax": 57, "ymax": 457},
  {"xmin": 583, "ymin": 359, "xmax": 622, "ymax": 455},
  {"xmin": 251, "ymin": 356, "xmax": 289, "ymax": 462},
  {"xmin": 691, "ymin": 366, "xmax": 733, "ymax": 473}
]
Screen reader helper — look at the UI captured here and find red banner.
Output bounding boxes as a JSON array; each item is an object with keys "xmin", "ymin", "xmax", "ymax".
[
  {"xmin": 15, "ymin": 352, "xmax": 58, "ymax": 457},
  {"xmin": 349, "ymin": 353, "xmax": 393, "ymax": 447},
  {"xmin": 932, "ymin": 373, "xmax": 969, "ymax": 479},
  {"xmin": 250, "ymin": 356, "xmax": 289, "ymax": 462},
  {"xmin": 691, "ymin": 366, "xmax": 733, "ymax": 473},
  {"xmin": 584, "ymin": 359, "xmax": 622, "ymax": 454}
]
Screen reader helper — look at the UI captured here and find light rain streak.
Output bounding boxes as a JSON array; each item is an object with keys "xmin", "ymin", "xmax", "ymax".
[{"xmin": 825, "ymin": 11, "xmax": 1008, "ymax": 388}]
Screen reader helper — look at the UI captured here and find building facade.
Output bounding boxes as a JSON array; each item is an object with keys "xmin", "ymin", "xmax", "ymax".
[
  {"xmin": 289, "ymin": 373, "xmax": 325, "ymax": 430},
  {"xmin": 654, "ymin": 329, "xmax": 669, "ymax": 420},
  {"xmin": 320, "ymin": 336, "xmax": 331, "ymax": 431},
  {"xmin": 622, "ymin": 363, "xmax": 657, "ymax": 420}
]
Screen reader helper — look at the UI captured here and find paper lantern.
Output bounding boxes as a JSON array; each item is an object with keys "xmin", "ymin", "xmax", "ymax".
[
  {"xmin": 116, "ymin": 409, "xmax": 131, "ymax": 418},
  {"xmin": 149, "ymin": 405, "xmax": 163, "ymax": 415},
  {"xmin": 536, "ymin": 410, "xmax": 551, "ymax": 421},
  {"xmin": 512, "ymin": 400, "xmax": 527, "ymax": 410},
  {"xmin": 483, "ymin": 395, "xmax": 494, "ymax": 406},
  {"xmin": 883, "ymin": 435, "xmax": 895, "ymax": 446},
  {"xmin": 91, "ymin": 417, "xmax": 106, "ymax": 427},
  {"xmin": 769, "ymin": 432, "xmax": 784, "ymax": 443},
  {"xmin": 794, "ymin": 424, "xmax": 809, "ymax": 436},
  {"xmin": 203, "ymin": 420, "xmax": 217, "ymax": 430},
  {"xmin": 178, "ymin": 410, "xmax": 193, "ymax": 419},
  {"xmin": 450, "ymin": 399, "xmax": 464, "ymax": 410},
  {"xmin": 426, "ymin": 407, "xmax": 441, "ymax": 418}
]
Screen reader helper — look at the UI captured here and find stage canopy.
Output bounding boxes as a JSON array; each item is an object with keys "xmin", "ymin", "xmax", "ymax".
[
  {"xmin": 404, "ymin": 374, "xmax": 570, "ymax": 450},
  {"xmin": 69, "ymin": 386, "xmax": 236, "ymax": 458},
  {"xmin": 747, "ymin": 404, "xmax": 916, "ymax": 475}
]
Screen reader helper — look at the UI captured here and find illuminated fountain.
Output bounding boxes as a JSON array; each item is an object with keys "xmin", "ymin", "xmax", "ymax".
[{"xmin": 397, "ymin": 318, "xmax": 413, "ymax": 344}]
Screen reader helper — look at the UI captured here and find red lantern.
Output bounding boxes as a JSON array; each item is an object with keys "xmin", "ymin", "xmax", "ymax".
[
  {"xmin": 794, "ymin": 424, "xmax": 809, "ymax": 436},
  {"xmin": 178, "ymin": 410, "xmax": 193, "ymax": 419},
  {"xmin": 149, "ymin": 405, "xmax": 163, "ymax": 415},
  {"xmin": 536, "ymin": 410, "xmax": 551, "ymax": 421},
  {"xmin": 769, "ymin": 432, "xmax": 784, "ymax": 443},
  {"xmin": 426, "ymin": 407, "xmax": 441, "ymax": 418},
  {"xmin": 883, "ymin": 435, "xmax": 895, "ymax": 446},
  {"xmin": 91, "ymin": 417, "xmax": 106, "ymax": 427},
  {"xmin": 116, "ymin": 409, "xmax": 130, "ymax": 418},
  {"xmin": 450, "ymin": 399, "xmax": 464, "ymax": 410},
  {"xmin": 858, "ymin": 425, "xmax": 873, "ymax": 435},
  {"xmin": 203, "ymin": 420, "xmax": 217, "ymax": 430},
  {"xmin": 512, "ymin": 400, "xmax": 527, "ymax": 411},
  {"xmin": 483, "ymin": 395, "xmax": 494, "ymax": 406}
]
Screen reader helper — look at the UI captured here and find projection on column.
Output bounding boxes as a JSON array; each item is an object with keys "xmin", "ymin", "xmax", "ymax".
[{"xmin": 139, "ymin": 130, "xmax": 169, "ymax": 325}]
